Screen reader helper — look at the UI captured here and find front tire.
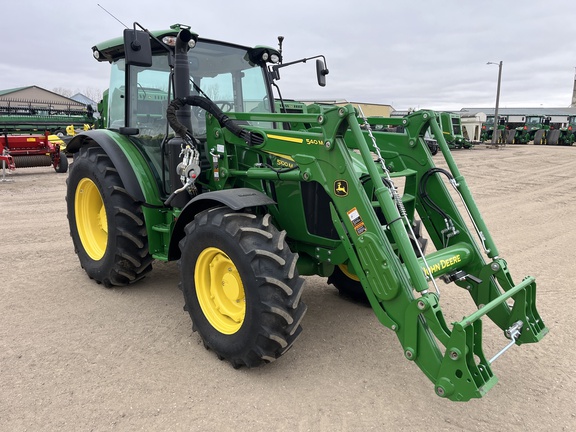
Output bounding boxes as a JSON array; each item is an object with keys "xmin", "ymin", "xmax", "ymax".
[
  {"xmin": 66, "ymin": 146, "xmax": 153, "ymax": 287},
  {"xmin": 180, "ymin": 207, "xmax": 307, "ymax": 368}
]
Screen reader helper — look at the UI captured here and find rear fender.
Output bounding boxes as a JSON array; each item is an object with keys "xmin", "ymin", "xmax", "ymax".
[{"xmin": 168, "ymin": 188, "xmax": 276, "ymax": 260}]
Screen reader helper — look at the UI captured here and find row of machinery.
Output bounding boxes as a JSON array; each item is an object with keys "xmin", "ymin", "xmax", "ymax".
[{"xmin": 481, "ymin": 114, "xmax": 576, "ymax": 145}]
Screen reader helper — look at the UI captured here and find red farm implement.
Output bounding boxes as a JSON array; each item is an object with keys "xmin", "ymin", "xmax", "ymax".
[{"xmin": 1, "ymin": 132, "xmax": 68, "ymax": 174}]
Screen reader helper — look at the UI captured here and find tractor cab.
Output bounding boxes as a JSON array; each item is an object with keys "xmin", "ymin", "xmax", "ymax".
[
  {"xmin": 89, "ymin": 24, "xmax": 326, "ymax": 201},
  {"xmin": 99, "ymin": 27, "xmax": 277, "ymax": 135}
]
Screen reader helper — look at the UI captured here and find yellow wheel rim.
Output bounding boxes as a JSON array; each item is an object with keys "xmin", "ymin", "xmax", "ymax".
[
  {"xmin": 195, "ymin": 247, "xmax": 246, "ymax": 334},
  {"xmin": 339, "ymin": 263, "xmax": 360, "ymax": 282},
  {"xmin": 75, "ymin": 178, "xmax": 108, "ymax": 260}
]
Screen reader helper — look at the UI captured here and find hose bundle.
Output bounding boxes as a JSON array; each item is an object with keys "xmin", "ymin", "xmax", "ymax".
[
  {"xmin": 418, "ymin": 167, "xmax": 454, "ymax": 221},
  {"xmin": 167, "ymin": 96, "xmax": 262, "ymax": 145}
]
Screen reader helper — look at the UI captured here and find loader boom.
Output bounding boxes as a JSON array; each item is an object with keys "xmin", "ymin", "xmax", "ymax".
[{"xmin": 186, "ymin": 103, "xmax": 547, "ymax": 400}]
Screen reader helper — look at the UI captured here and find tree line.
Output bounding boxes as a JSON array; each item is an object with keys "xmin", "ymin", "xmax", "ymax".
[{"xmin": 52, "ymin": 87, "xmax": 103, "ymax": 104}]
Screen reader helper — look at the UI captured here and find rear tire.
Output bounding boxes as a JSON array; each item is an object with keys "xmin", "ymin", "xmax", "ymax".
[
  {"xmin": 327, "ymin": 263, "xmax": 366, "ymax": 303},
  {"xmin": 66, "ymin": 146, "xmax": 153, "ymax": 287},
  {"xmin": 506, "ymin": 130, "xmax": 516, "ymax": 144},
  {"xmin": 546, "ymin": 129, "xmax": 560, "ymax": 145},
  {"xmin": 180, "ymin": 207, "xmax": 307, "ymax": 368},
  {"xmin": 534, "ymin": 130, "xmax": 545, "ymax": 145}
]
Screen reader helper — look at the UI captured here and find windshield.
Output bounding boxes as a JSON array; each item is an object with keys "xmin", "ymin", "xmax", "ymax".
[
  {"xmin": 107, "ymin": 40, "xmax": 273, "ymax": 139},
  {"xmin": 189, "ymin": 41, "xmax": 272, "ymax": 136}
]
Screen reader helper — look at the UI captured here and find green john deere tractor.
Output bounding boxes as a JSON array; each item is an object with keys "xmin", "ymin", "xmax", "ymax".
[
  {"xmin": 523, "ymin": 115, "xmax": 551, "ymax": 145},
  {"xmin": 480, "ymin": 115, "xmax": 507, "ymax": 144},
  {"xmin": 557, "ymin": 115, "xmax": 576, "ymax": 146},
  {"xmin": 66, "ymin": 24, "xmax": 547, "ymax": 401}
]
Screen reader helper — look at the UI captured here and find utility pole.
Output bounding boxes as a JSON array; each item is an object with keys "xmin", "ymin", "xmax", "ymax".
[
  {"xmin": 571, "ymin": 67, "xmax": 576, "ymax": 107},
  {"xmin": 487, "ymin": 61, "xmax": 503, "ymax": 145}
]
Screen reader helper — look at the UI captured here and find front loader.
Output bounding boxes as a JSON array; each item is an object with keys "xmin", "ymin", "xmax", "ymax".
[{"xmin": 66, "ymin": 24, "xmax": 547, "ymax": 401}]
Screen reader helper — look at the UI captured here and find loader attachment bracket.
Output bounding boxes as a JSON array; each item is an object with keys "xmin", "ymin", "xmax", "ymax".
[
  {"xmin": 435, "ymin": 320, "xmax": 496, "ymax": 400},
  {"xmin": 463, "ymin": 259, "xmax": 548, "ymax": 345},
  {"xmin": 432, "ymin": 278, "xmax": 542, "ymax": 401},
  {"xmin": 401, "ymin": 293, "xmax": 497, "ymax": 401},
  {"xmin": 401, "ymin": 268, "xmax": 547, "ymax": 400}
]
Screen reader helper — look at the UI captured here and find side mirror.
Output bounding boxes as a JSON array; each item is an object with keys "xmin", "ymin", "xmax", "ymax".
[
  {"xmin": 316, "ymin": 59, "xmax": 329, "ymax": 87},
  {"xmin": 124, "ymin": 29, "xmax": 152, "ymax": 67}
]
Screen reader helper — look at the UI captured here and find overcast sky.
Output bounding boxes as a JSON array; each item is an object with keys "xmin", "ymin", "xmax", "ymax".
[{"xmin": 2, "ymin": 0, "xmax": 576, "ymax": 111}]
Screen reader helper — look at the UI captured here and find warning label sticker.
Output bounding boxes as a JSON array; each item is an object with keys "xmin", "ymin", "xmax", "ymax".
[{"xmin": 347, "ymin": 207, "xmax": 367, "ymax": 235}]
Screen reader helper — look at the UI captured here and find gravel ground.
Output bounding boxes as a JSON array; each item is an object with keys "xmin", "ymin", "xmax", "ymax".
[{"xmin": 1, "ymin": 144, "xmax": 574, "ymax": 431}]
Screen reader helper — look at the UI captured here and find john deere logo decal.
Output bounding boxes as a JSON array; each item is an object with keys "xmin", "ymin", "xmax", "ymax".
[{"xmin": 334, "ymin": 180, "xmax": 348, "ymax": 197}]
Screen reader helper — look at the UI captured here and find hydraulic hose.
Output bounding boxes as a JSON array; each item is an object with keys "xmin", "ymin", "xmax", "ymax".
[
  {"xmin": 418, "ymin": 167, "xmax": 454, "ymax": 221},
  {"xmin": 167, "ymin": 96, "xmax": 253, "ymax": 143}
]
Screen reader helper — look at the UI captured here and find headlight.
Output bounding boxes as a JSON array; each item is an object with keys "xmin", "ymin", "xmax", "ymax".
[{"xmin": 162, "ymin": 36, "xmax": 177, "ymax": 46}]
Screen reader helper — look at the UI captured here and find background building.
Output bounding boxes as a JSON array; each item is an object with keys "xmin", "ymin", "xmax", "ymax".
[{"xmin": 0, "ymin": 86, "xmax": 88, "ymax": 112}]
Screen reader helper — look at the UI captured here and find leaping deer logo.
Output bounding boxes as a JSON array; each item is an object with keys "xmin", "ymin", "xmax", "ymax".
[{"xmin": 334, "ymin": 180, "xmax": 348, "ymax": 197}]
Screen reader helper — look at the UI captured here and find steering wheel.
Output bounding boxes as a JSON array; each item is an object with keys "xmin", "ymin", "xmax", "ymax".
[
  {"xmin": 192, "ymin": 100, "xmax": 234, "ymax": 120},
  {"xmin": 213, "ymin": 100, "xmax": 234, "ymax": 112}
]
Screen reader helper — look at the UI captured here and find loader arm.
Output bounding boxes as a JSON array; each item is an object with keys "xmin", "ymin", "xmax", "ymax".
[
  {"xmin": 344, "ymin": 107, "xmax": 546, "ymax": 400},
  {"xmin": 197, "ymin": 103, "xmax": 547, "ymax": 401}
]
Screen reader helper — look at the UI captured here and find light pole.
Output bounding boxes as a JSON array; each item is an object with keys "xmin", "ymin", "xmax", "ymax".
[{"xmin": 487, "ymin": 61, "xmax": 503, "ymax": 144}]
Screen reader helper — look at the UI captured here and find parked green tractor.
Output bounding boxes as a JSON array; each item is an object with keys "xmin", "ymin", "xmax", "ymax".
[
  {"xmin": 66, "ymin": 24, "xmax": 547, "ymax": 401},
  {"xmin": 480, "ymin": 116, "xmax": 492, "ymax": 142},
  {"xmin": 557, "ymin": 115, "xmax": 576, "ymax": 145},
  {"xmin": 544, "ymin": 116, "xmax": 570, "ymax": 145},
  {"xmin": 501, "ymin": 115, "xmax": 526, "ymax": 144},
  {"xmin": 480, "ymin": 115, "xmax": 506, "ymax": 143},
  {"xmin": 526, "ymin": 116, "xmax": 551, "ymax": 145}
]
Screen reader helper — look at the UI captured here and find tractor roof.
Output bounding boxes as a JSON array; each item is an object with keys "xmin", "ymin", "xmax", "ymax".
[{"xmin": 92, "ymin": 24, "xmax": 278, "ymax": 64}]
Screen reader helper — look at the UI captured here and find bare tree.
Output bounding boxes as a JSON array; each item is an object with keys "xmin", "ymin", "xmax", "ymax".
[
  {"xmin": 83, "ymin": 87, "xmax": 104, "ymax": 103},
  {"xmin": 52, "ymin": 87, "xmax": 104, "ymax": 103},
  {"xmin": 52, "ymin": 87, "xmax": 74, "ymax": 98}
]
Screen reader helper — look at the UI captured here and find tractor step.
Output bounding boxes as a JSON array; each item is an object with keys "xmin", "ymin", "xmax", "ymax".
[
  {"xmin": 151, "ymin": 223, "xmax": 171, "ymax": 233},
  {"xmin": 151, "ymin": 223, "xmax": 172, "ymax": 261}
]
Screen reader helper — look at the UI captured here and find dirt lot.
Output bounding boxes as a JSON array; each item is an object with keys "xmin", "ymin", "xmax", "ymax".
[{"xmin": 1, "ymin": 144, "xmax": 575, "ymax": 431}]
